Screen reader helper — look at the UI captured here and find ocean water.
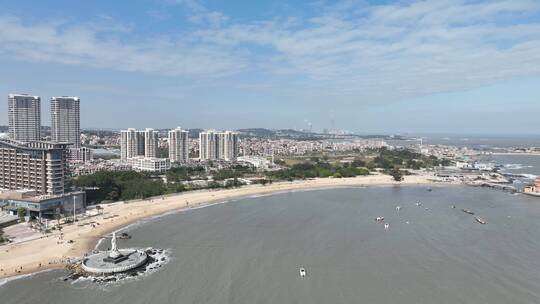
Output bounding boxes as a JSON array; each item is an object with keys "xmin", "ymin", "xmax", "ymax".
[
  {"xmin": 409, "ymin": 134, "xmax": 540, "ymax": 149},
  {"xmin": 479, "ymin": 154, "xmax": 540, "ymax": 177},
  {"xmin": 2, "ymin": 186, "xmax": 540, "ymax": 304}
]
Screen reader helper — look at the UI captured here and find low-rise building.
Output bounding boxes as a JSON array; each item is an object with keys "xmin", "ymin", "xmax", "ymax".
[
  {"xmin": 126, "ymin": 157, "xmax": 171, "ymax": 172},
  {"xmin": 0, "ymin": 189, "xmax": 86, "ymax": 218}
]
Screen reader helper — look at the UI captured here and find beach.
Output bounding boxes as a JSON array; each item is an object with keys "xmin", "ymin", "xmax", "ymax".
[{"xmin": 0, "ymin": 174, "xmax": 438, "ymax": 279}]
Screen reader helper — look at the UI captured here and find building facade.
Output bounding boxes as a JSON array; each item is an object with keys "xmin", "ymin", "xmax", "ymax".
[
  {"xmin": 120, "ymin": 128, "xmax": 145, "ymax": 160},
  {"xmin": 50, "ymin": 96, "xmax": 81, "ymax": 147},
  {"xmin": 8, "ymin": 94, "xmax": 41, "ymax": 142},
  {"xmin": 126, "ymin": 157, "xmax": 170, "ymax": 172},
  {"xmin": 0, "ymin": 139, "xmax": 70, "ymax": 195},
  {"xmin": 144, "ymin": 128, "xmax": 158, "ymax": 158},
  {"xmin": 218, "ymin": 131, "xmax": 239, "ymax": 161},
  {"xmin": 199, "ymin": 130, "xmax": 218, "ymax": 160},
  {"xmin": 168, "ymin": 127, "xmax": 189, "ymax": 163},
  {"xmin": 199, "ymin": 130, "xmax": 239, "ymax": 161}
]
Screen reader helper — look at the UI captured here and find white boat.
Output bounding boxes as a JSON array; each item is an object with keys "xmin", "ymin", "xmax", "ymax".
[
  {"xmin": 384, "ymin": 223, "xmax": 389, "ymax": 230},
  {"xmin": 299, "ymin": 268, "xmax": 307, "ymax": 278},
  {"xmin": 415, "ymin": 202, "xmax": 422, "ymax": 207},
  {"xmin": 375, "ymin": 216, "xmax": 384, "ymax": 222},
  {"xmin": 396, "ymin": 206, "xmax": 401, "ymax": 211}
]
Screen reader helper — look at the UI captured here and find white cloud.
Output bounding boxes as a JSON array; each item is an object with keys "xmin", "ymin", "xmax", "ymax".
[
  {"xmin": 0, "ymin": 15, "xmax": 244, "ymax": 77},
  {"xmin": 1, "ymin": 0, "xmax": 540, "ymax": 103}
]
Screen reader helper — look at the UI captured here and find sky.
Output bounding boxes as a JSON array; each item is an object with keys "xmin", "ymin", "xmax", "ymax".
[{"xmin": 0, "ymin": 0, "xmax": 539, "ymax": 134}]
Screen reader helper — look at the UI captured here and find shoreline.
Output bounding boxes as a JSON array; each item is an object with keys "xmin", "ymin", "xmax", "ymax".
[{"xmin": 0, "ymin": 174, "xmax": 444, "ymax": 281}]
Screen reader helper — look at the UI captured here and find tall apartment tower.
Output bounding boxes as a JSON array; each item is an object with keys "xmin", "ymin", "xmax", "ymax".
[
  {"xmin": 8, "ymin": 93, "xmax": 41, "ymax": 142},
  {"xmin": 120, "ymin": 128, "xmax": 144, "ymax": 160},
  {"xmin": 168, "ymin": 127, "xmax": 189, "ymax": 163},
  {"xmin": 0, "ymin": 139, "xmax": 70, "ymax": 195},
  {"xmin": 218, "ymin": 131, "xmax": 239, "ymax": 161},
  {"xmin": 51, "ymin": 96, "xmax": 81, "ymax": 148},
  {"xmin": 144, "ymin": 128, "xmax": 158, "ymax": 158},
  {"xmin": 120, "ymin": 128, "xmax": 159, "ymax": 160},
  {"xmin": 199, "ymin": 130, "xmax": 218, "ymax": 160}
]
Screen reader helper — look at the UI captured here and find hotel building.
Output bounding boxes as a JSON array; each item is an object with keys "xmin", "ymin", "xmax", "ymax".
[{"xmin": 0, "ymin": 139, "xmax": 70, "ymax": 195}]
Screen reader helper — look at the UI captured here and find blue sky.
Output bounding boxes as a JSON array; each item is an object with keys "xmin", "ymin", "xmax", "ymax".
[{"xmin": 0, "ymin": 0, "xmax": 539, "ymax": 134}]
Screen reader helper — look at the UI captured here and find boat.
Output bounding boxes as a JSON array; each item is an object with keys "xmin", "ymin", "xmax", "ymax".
[
  {"xmin": 299, "ymin": 268, "xmax": 307, "ymax": 278},
  {"xmin": 475, "ymin": 217, "xmax": 487, "ymax": 224},
  {"xmin": 415, "ymin": 202, "xmax": 422, "ymax": 207},
  {"xmin": 375, "ymin": 217, "xmax": 384, "ymax": 222},
  {"xmin": 461, "ymin": 209, "xmax": 475, "ymax": 215},
  {"xmin": 396, "ymin": 206, "xmax": 401, "ymax": 211},
  {"xmin": 384, "ymin": 223, "xmax": 389, "ymax": 230}
]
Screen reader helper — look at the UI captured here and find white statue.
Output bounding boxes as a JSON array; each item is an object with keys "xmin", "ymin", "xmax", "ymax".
[
  {"xmin": 109, "ymin": 232, "xmax": 122, "ymax": 258},
  {"xmin": 112, "ymin": 232, "xmax": 118, "ymax": 251}
]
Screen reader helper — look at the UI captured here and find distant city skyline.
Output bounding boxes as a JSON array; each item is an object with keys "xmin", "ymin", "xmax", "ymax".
[{"xmin": 1, "ymin": 0, "xmax": 540, "ymax": 134}]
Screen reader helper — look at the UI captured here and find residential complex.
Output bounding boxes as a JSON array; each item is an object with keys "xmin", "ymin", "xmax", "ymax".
[
  {"xmin": 168, "ymin": 127, "xmax": 189, "ymax": 163},
  {"xmin": 0, "ymin": 139, "xmax": 70, "ymax": 195},
  {"xmin": 120, "ymin": 128, "xmax": 168, "ymax": 172},
  {"xmin": 8, "ymin": 93, "xmax": 41, "ymax": 142},
  {"xmin": 199, "ymin": 130, "xmax": 218, "ymax": 160},
  {"xmin": 218, "ymin": 131, "xmax": 239, "ymax": 161},
  {"xmin": 120, "ymin": 128, "xmax": 145, "ymax": 160},
  {"xmin": 199, "ymin": 130, "xmax": 239, "ymax": 161},
  {"xmin": 144, "ymin": 128, "xmax": 158, "ymax": 158}
]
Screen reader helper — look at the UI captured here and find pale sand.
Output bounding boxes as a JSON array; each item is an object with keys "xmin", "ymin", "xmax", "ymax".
[{"xmin": 0, "ymin": 174, "xmax": 441, "ymax": 279}]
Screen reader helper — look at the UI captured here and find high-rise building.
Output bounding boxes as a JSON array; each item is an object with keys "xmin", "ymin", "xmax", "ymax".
[
  {"xmin": 51, "ymin": 96, "xmax": 81, "ymax": 148},
  {"xmin": 120, "ymin": 128, "xmax": 144, "ymax": 160},
  {"xmin": 120, "ymin": 128, "xmax": 159, "ymax": 160},
  {"xmin": 199, "ymin": 130, "xmax": 218, "ymax": 160},
  {"xmin": 218, "ymin": 131, "xmax": 239, "ymax": 161},
  {"xmin": 144, "ymin": 128, "xmax": 158, "ymax": 158},
  {"xmin": 199, "ymin": 130, "xmax": 239, "ymax": 161},
  {"xmin": 8, "ymin": 93, "xmax": 41, "ymax": 142},
  {"xmin": 168, "ymin": 127, "xmax": 189, "ymax": 163},
  {"xmin": 0, "ymin": 139, "xmax": 70, "ymax": 195}
]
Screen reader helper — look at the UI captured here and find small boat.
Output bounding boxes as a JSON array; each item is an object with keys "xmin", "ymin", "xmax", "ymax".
[
  {"xmin": 462, "ymin": 209, "xmax": 475, "ymax": 215},
  {"xmin": 475, "ymin": 217, "xmax": 487, "ymax": 225},
  {"xmin": 299, "ymin": 268, "xmax": 307, "ymax": 278},
  {"xmin": 384, "ymin": 223, "xmax": 389, "ymax": 230},
  {"xmin": 396, "ymin": 206, "xmax": 401, "ymax": 211},
  {"xmin": 375, "ymin": 217, "xmax": 384, "ymax": 222},
  {"xmin": 451, "ymin": 205, "xmax": 456, "ymax": 209},
  {"xmin": 415, "ymin": 202, "xmax": 422, "ymax": 207}
]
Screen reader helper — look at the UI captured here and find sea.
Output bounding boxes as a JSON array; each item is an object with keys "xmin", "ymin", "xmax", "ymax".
[
  {"xmin": 388, "ymin": 134, "xmax": 540, "ymax": 178},
  {"xmin": 1, "ymin": 186, "xmax": 540, "ymax": 304}
]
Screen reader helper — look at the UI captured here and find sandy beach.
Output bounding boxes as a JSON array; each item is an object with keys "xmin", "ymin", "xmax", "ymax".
[{"xmin": 0, "ymin": 174, "xmax": 440, "ymax": 279}]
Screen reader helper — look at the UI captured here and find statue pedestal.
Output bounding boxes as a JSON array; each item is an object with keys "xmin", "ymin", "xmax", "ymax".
[{"xmin": 103, "ymin": 254, "xmax": 129, "ymax": 264}]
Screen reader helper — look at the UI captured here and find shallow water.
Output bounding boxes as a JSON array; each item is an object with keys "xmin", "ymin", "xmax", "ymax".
[{"xmin": 2, "ymin": 186, "xmax": 540, "ymax": 304}]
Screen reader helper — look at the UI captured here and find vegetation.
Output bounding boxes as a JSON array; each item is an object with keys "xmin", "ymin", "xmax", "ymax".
[
  {"xmin": 0, "ymin": 229, "xmax": 5, "ymax": 244},
  {"xmin": 366, "ymin": 148, "xmax": 452, "ymax": 170},
  {"xmin": 74, "ymin": 171, "xmax": 166, "ymax": 203},
  {"xmin": 266, "ymin": 159, "xmax": 370, "ymax": 181},
  {"xmin": 389, "ymin": 167, "xmax": 404, "ymax": 181},
  {"xmin": 17, "ymin": 207, "xmax": 26, "ymax": 218}
]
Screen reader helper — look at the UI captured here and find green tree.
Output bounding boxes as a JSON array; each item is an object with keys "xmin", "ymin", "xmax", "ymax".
[
  {"xmin": 390, "ymin": 168, "xmax": 404, "ymax": 182},
  {"xmin": 17, "ymin": 207, "xmax": 26, "ymax": 218}
]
